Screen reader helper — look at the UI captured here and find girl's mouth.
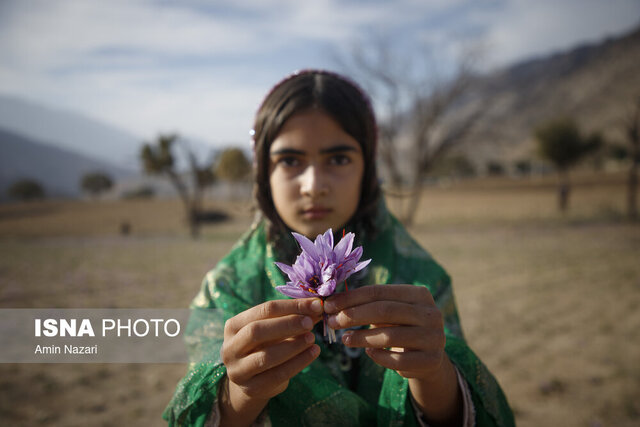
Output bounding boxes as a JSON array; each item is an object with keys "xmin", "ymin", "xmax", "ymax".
[{"xmin": 301, "ymin": 207, "xmax": 332, "ymax": 220}]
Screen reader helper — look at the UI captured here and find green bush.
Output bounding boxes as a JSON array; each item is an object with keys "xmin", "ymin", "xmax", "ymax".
[{"xmin": 8, "ymin": 179, "xmax": 45, "ymax": 201}]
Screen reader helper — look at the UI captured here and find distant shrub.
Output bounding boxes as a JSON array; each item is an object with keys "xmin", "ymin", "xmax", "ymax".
[
  {"xmin": 514, "ymin": 159, "xmax": 532, "ymax": 176},
  {"xmin": 608, "ymin": 143, "xmax": 629, "ymax": 162},
  {"xmin": 81, "ymin": 172, "xmax": 113, "ymax": 197},
  {"xmin": 534, "ymin": 117, "xmax": 602, "ymax": 212},
  {"xmin": 535, "ymin": 117, "xmax": 601, "ymax": 170},
  {"xmin": 429, "ymin": 155, "xmax": 476, "ymax": 178},
  {"xmin": 122, "ymin": 186, "xmax": 155, "ymax": 199},
  {"xmin": 486, "ymin": 160, "xmax": 505, "ymax": 176},
  {"xmin": 193, "ymin": 210, "xmax": 229, "ymax": 224},
  {"xmin": 215, "ymin": 147, "xmax": 251, "ymax": 182},
  {"xmin": 8, "ymin": 179, "xmax": 45, "ymax": 201}
]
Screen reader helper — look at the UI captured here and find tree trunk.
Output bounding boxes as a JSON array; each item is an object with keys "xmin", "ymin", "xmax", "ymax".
[
  {"xmin": 626, "ymin": 97, "xmax": 639, "ymax": 221},
  {"xmin": 403, "ymin": 184, "xmax": 424, "ymax": 227},
  {"xmin": 384, "ymin": 184, "xmax": 421, "ymax": 226},
  {"xmin": 188, "ymin": 208, "xmax": 200, "ymax": 239},
  {"xmin": 558, "ymin": 170, "xmax": 570, "ymax": 213},
  {"xmin": 167, "ymin": 170, "xmax": 200, "ymax": 238},
  {"xmin": 628, "ymin": 159, "xmax": 638, "ymax": 221}
]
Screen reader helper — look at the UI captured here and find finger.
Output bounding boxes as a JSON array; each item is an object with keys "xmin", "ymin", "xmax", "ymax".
[
  {"xmin": 240, "ymin": 344, "xmax": 321, "ymax": 398},
  {"xmin": 327, "ymin": 301, "xmax": 441, "ymax": 329},
  {"xmin": 226, "ymin": 298, "xmax": 323, "ymax": 336},
  {"xmin": 365, "ymin": 348, "xmax": 444, "ymax": 374},
  {"xmin": 342, "ymin": 326, "xmax": 444, "ymax": 351},
  {"xmin": 230, "ymin": 332, "xmax": 315, "ymax": 383},
  {"xmin": 324, "ymin": 285, "xmax": 434, "ymax": 314},
  {"xmin": 234, "ymin": 314, "xmax": 319, "ymax": 354}
]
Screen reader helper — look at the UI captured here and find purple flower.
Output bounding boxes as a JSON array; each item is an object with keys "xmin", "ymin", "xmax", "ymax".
[{"xmin": 275, "ymin": 228, "xmax": 371, "ymax": 299}]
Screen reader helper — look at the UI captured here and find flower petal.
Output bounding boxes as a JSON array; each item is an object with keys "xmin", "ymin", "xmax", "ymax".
[
  {"xmin": 276, "ymin": 228, "xmax": 370, "ymax": 301},
  {"xmin": 346, "ymin": 246, "xmax": 363, "ymax": 263},
  {"xmin": 322, "ymin": 228, "xmax": 334, "ymax": 250},
  {"xmin": 352, "ymin": 258, "xmax": 372, "ymax": 273},
  {"xmin": 321, "ymin": 264, "xmax": 336, "ymax": 283},
  {"xmin": 301, "ymin": 255, "xmax": 316, "ymax": 277},
  {"xmin": 317, "ymin": 279, "xmax": 336, "ymax": 297},
  {"xmin": 274, "ymin": 262, "xmax": 296, "ymax": 280},
  {"xmin": 293, "ymin": 232, "xmax": 320, "ymax": 261},
  {"xmin": 333, "ymin": 232, "xmax": 354, "ymax": 261},
  {"xmin": 276, "ymin": 285, "xmax": 316, "ymax": 299},
  {"xmin": 314, "ymin": 229, "xmax": 333, "ymax": 260},
  {"xmin": 292, "ymin": 260, "xmax": 306, "ymax": 278}
]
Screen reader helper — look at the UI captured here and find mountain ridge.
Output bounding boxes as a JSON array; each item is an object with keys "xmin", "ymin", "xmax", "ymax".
[
  {"xmin": 456, "ymin": 24, "xmax": 640, "ymax": 172},
  {"xmin": 0, "ymin": 95, "xmax": 142, "ymax": 171},
  {"xmin": 0, "ymin": 127, "xmax": 134, "ymax": 200}
]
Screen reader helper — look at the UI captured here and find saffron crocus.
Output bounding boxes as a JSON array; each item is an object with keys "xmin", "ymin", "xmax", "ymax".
[{"xmin": 275, "ymin": 228, "xmax": 371, "ymax": 343}]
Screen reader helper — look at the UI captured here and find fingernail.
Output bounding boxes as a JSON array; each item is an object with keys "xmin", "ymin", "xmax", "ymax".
[
  {"xmin": 310, "ymin": 299, "xmax": 323, "ymax": 313},
  {"xmin": 342, "ymin": 331, "xmax": 352, "ymax": 346},
  {"xmin": 304, "ymin": 332, "xmax": 315, "ymax": 344},
  {"xmin": 327, "ymin": 315, "xmax": 337, "ymax": 328},
  {"xmin": 324, "ymin": 300, "xmax": 336, "ymax": 312},
  {"xmin": 301, "ymin": 316, "xmax": 312, "ymax": 329},
  {"xmin": 310, "ymin": 345, "xmax": 320, "ymax": 357}
]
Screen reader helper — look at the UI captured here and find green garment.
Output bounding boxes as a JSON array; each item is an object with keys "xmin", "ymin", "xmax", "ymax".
[{"xmin": 163, "ymin": 206, "xmax": 515, "ymax": 426}]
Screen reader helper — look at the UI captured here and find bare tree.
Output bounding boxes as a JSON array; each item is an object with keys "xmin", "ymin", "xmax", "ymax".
[
  {"xmin": 336, "ymin": 36, "xmax": 485, "ymax": 225},
  {"xmin": 140, "ymin": 134, "xmax": 215, "ymax": 237},
  {"xmin": 624, "ymin": 96, "xmax": 640, "ymax": 220}
]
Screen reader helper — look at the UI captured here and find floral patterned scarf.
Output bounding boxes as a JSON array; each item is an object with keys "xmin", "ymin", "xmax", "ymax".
[{"xmin": 163, "ymin": 202, "xmax": 514, "ymax": 426}]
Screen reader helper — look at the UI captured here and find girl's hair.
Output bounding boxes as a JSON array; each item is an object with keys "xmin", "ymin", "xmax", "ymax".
[{"xmin": 252, "ymin": 70, "xmax": 381, "ymax": 242}]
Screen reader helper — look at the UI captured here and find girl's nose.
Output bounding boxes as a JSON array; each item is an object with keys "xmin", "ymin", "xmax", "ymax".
[{"xmin": 300, "ymin": 165, "xmax": 328, "ymax": 198}]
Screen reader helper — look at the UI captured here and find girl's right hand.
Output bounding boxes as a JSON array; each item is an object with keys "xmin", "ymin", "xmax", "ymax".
[{"xmin": 220, "ymin": 297, "xmax": 322, "ymax": 420}]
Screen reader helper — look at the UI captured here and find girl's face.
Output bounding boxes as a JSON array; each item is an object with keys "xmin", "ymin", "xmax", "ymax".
[{"xmin": 269, "ymin": 109, "xmax": 364, "ymax": 239}]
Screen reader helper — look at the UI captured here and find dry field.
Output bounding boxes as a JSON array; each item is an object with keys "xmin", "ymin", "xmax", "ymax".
[{"xmin": 0, "ymin": 172, "xmax": 638, "ymax": 426}]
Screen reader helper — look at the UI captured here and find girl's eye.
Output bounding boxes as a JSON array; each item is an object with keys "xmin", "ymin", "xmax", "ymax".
[
  {"xmin": 329, "ymin": 154, "xmax": 351, "ymax": 166},
  {"xmin": 278, "ymin": 156, "xmax": 301, "ymax": 167}
]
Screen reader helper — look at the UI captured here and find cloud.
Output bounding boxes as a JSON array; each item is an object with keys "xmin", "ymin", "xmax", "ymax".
[
  {"xmin": 0, "ymin": 0, "xmax": 480, "ymax": 73},
  {"xmin": 0, "ymin": 0, "xmax": 637, "ymax": 146},
  {"xmin": 468, "ymin": 0, "xmax": 640, "ymax": 67},
  {"xmin": 0, "ymin": 1, "xmax": 258, "ymax": 71}
]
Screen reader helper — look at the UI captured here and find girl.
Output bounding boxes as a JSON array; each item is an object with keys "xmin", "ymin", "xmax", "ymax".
[{"xmin": 164, "ymin": 70, "xmax": 514, "ymax": 426}]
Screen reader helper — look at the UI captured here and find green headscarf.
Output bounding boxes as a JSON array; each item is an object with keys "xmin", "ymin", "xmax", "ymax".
[{"xmin": 163, "ymin": 203, "xmax": 514, "ymax": 426}]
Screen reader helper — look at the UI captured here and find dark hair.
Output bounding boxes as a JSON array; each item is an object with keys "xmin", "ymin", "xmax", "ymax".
[{"xmin": 252, "ymin": 70, "xmax": 381, "ymax": 242}]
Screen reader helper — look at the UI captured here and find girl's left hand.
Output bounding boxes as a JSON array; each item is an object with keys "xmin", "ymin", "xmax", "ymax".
[
  {"xmin": 324, "ymin": 284, "xmax": 446, "ymax": 380},
  {"xmin": 324, "ymin": 285, "xmax": 463, "ymax": 424}
]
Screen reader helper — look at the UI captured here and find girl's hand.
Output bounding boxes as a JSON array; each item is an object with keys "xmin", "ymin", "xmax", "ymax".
[
  {"xmin": 219, "ymin": 298, "xmax": 323, "ymax": 426},
  {"xmin": 324, "ymin": 285, "xmax": 446, "ymax": 379},
  {"xmin": 324, "ymin": 285, "xmax": 462, "ymax": 425}
]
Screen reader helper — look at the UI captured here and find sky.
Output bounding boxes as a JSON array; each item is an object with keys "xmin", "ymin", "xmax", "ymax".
[{"xmin": 0, "ymin": 0, "xmax": 638, "ymax": 149}]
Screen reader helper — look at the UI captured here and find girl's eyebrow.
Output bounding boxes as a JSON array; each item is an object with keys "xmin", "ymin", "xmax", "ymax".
[
  {"xmin": 320, "ymin": 145, "xmax": 359, "ymax": 154},
  {"xmin": 270, "ymin": 144, "xmax": 359, "ymax": 156},
  {"xmin": 270, "ymin": 148, "xmax": 305, "ymax": 156}
]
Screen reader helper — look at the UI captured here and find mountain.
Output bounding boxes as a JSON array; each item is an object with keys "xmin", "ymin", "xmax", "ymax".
[
  {"xmin": 0, "ymin": 95, "xmax": 217, "ymax": 173},
  {"xmin": 455, "ymin": 24, "xmax": 640, "ymax": 172},
  {"xmin": 0, "ymin": 127, "xmax": 134, "ymax": 199},
  {"xmin": 0, "ymin": 96, "xmax": 142, "ymax": 170}
]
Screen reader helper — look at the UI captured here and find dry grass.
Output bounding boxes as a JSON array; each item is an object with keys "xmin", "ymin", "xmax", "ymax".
[
  {"xmin": 0, "ymin": 197, "xmax": 255, "ymax": 238},
  {"xmin": 0, "ymin": 172, "xmax": 638, "ymax": 426}
]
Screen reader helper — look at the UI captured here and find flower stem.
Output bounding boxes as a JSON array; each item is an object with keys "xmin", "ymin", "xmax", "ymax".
[{"xmin": 322, "ymin": 312, "xmax": 336, "ymax": 344}]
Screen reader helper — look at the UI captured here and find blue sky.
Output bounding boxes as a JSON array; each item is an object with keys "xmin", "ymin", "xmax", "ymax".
[{"xmin": 0, "ymin": 0, "xmax": 638, "ymax": 148}]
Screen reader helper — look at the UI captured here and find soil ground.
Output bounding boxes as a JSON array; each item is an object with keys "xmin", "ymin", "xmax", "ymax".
[{"xmin": 1, "ymin": 172, "xmax": 638, "ymax": 426}]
